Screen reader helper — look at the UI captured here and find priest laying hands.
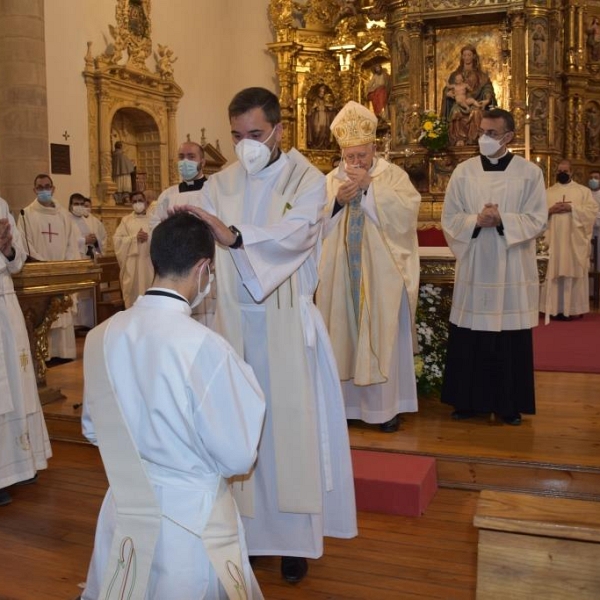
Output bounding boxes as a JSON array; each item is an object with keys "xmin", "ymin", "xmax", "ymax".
[{"xmin": 80, "ymin": 212, "xmax": 266, "ymax": 600}]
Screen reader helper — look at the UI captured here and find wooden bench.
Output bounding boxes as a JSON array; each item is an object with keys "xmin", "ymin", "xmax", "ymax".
[
  {"xmin": 474, "ymin": 489, "xmax": 600, "ymax": 599},
  {"xmin": 95, "ymin": 255, "xmax": 125, "ymax": 323}
]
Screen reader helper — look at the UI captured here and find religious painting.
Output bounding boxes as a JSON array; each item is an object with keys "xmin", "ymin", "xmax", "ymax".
[
  {"xmin": 434, "ymin": 26, "xmax": 507, "ymax": 147},
  {"xmin": 586, "ymin": 16, "xmax": 600, "ymax": 62},
  {"xmin": 529, "ymin": 18, "xmax": 549, "ymax": 72},
  {"xmin": 392, "ymin": 28, "xmax": 410, "ymax": 84}
]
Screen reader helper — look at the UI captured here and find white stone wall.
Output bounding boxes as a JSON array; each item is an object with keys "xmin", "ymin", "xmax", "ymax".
[{"xmin": 44, "ymin": 0, "xmax": 273, "ymax": 206}]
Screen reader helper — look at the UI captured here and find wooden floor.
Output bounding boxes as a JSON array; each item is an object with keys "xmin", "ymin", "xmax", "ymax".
[{"xmin": 3, "ymin": 328, "xmax": 599, "ymax": 599}]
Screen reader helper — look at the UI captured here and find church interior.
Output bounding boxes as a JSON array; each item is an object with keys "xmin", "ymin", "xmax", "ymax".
[{"xmin": 3, "ymin": 0, "xmax": 600, "ymax": 598}]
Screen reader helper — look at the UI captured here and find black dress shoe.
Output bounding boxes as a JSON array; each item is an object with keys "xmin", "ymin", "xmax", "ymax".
[
  {"xmin": 502, "ymin": 413, "xmax": 522, "ymax": 426},
  {"xmin": 451, "ymin": 410, "xmax": 476, "ymax": 420},
  {"xmin": 379, "ymin": 415, "xmax": 399, "ymax": 433},
  {"xmin": 281, "ymin": 556, "xmax": 308, "ymax": 583},
  {"xmin": 0, "ymin": 489, "xmax": 12, "ymax": 506}
]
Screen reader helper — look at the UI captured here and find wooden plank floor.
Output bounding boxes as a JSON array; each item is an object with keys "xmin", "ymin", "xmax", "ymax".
[
  {"xmin": 0, "ymin": 441, "xmax": 480, "ymax": 600},
  {"xmin": 16, "ymin": 326, "xmax": 599, "ymax": 598},
  {"xmin": 44, "ymin": 335, "xmax": 600, "ymax": 499}
]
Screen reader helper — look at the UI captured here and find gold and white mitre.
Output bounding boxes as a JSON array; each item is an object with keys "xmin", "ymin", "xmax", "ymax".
[{"xmin": 330, "ymin": 100, "xmax": 377, "ymax": 148}]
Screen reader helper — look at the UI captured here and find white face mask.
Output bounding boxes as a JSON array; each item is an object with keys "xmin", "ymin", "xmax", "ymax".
[
  {"xmin": 132, "ymin": 201, "xmax": 146, "ymax": 214},
  {"xmin": 234, "ymin": 126, "xmax": 278, "ymax": 175},
  {"xmin": 82, "ymin": 207, "xmax": 91, "ymax": 217},
  {"xmin": 178, "ymin": 159, "xmax": 200, "ymax": 182},
  {"xmin": 478, "ymin": 134, "xmax": 504, "ymax": 157},
  {"xmin": 190, "ymin": 262, "xmax": 214, "ymax": 309},
  {"xmin": 71, "ymin": 205, "xmax": 85, "ymax": 217}
]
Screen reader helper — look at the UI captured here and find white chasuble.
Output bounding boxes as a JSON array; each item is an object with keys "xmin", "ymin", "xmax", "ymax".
[
  {"xmin": 0, "ymin": 198, "xmax": 51, "ymax": 488},
  {"xmin": 540, "ymin": 181, "xmax": 598, "ymax": 319},
  {"xmin": 317, "ymin": 158, "xmax": 421, "ymax": 423},
  {"xmin": 113, "ymin": 212, "xmax": 154, "ymax": 308},
  {"xmin": 201, "ymin": 150, "xmax": 357, "ymax": 558}
]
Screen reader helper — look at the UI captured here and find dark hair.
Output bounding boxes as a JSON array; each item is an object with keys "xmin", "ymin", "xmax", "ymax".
[
  {"xmin": 228, "ymin": 87, "xmax": 281, "ymax": 125},
  {"xmin": 151, "ymin": 213, "xmax": 215, "ymax": 278},
  {"xmin": 481, "ymin": 108, "xmax": 515, "ymax": 132},
  {"xmin": 130, "ymin": 191, "xmax": 146, "ymax": 203},
  {"xmin": 69, "ymin": 192, "xmax": 87, "ymax": 207},
  {"xmin": 590, "ymin": 169, "xmax": 600, "ymax": 177},
  {"xmin": 34, "ymin": 173, "xmax": 54, "ymax": 187}
]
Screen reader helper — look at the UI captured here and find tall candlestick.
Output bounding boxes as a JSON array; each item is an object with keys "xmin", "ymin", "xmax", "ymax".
[{"xmin": 524, "ymin": 114, "xmax": 531, "ymax": 161}]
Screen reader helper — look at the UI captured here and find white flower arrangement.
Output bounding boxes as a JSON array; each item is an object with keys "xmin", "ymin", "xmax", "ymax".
[{"xmin": 414, "ymin": 283, "xmax": 451, "ymax": 396}]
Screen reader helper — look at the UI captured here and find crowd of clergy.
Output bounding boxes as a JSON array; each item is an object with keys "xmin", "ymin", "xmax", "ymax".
[{"xmin": 1, "ymin": 87, "xmax": 599, "ymax": 598}]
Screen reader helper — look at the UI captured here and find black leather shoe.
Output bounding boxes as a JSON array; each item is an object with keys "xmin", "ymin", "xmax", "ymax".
[
  {"xmin": 451, "ymin": 410, "xmax": 476, "ymax": 420},
  {"xmin": 379, "ymin": 415, "xmax": 399, "ymax": 433},
  {"xmin": 0, "ymin": 489, "xmax": 12, "ymax": 506},
  {"xmin": 502, "ymin": 413, "xmax": 522, "ymax": 426},
  {"xmin": 281, "ymin": 556, "xmax": 308, "ymax": 583}
]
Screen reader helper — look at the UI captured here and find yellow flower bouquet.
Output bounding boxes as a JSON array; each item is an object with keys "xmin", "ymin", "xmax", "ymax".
[{"xmin": 418, "ymin": 110, "xmax": 449, "ymax": 152}]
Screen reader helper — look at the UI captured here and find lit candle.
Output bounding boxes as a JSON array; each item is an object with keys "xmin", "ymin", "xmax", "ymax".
[{"xmin": 524, "ymin": 114, "xmax": 531, "ymax": 161}]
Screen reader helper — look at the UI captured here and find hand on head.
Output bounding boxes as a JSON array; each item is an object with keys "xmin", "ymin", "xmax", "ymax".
[{"xmin": 171, "ymin": 205, "xmax": 235, "ymax": 247}]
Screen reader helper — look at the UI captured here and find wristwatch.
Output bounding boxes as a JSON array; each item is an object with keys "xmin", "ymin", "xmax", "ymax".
[{"xmin": 228, "ymin": 225, "xmax": 243, "ymax": 249}]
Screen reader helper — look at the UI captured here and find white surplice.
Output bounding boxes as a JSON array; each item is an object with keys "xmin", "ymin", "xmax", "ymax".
[
  {"xmin": 442, "ymin": 155, "xmax": 548, "ymax": 331},
  {"xmin": 317, "ymin": 158, "xmax": 421, "ymax": 424},
  {"xmin": 113, "ymin": 212, "xmax": 154, "ymax": 308},
  {"xmin": 200, "ymin": 150, "xmax": 357, "ymax": 559},
  {"xmin": 81, "ymin": 293, "xmax": 266, "ymax": 600},
  {"xmin": 540, "ymin": 180, "xmax": 598, "ymax": 319},
  {"xmin": 17, "ymin": 199, "xmax": 79, "ymax": 359},
  {"xmin": 69, "ymin": 212, "xmax": 107, "ymax": 328},
  {"xmin": 0, "ymin": 198, "xmax": 51, "ymax": 489},
  {"xmin": 149, "ymin": 183, "xmax": 206, "ymax": 232}
]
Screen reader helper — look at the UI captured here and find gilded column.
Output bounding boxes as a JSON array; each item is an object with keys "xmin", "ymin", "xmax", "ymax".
[
  {"xmin": 97, "ymin": 88, "xmax": 115, "ymax": 205},
  {"xmin": 406, "ymin": 20, "xmax": 424, "ymax": 109},
  {"xmin": 167, "ymin": 99, "xmax": 178, "ymax": 186},
  {"xmin": 0, "ymin": 0, "xmax": 48, "ymax": 211},
  {"xmin": 509, "ymin": 10, "xmax": 527, "ymax": 145}
]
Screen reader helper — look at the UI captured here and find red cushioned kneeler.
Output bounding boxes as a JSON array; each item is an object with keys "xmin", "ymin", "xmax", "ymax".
[{"xmin": 351, "ymin": 450, "xmax": 438, "ymax": 517}]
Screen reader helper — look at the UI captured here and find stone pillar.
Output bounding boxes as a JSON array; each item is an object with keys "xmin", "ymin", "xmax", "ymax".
[{"xmin": 0, "ymin": 0, "xmax": 48, "ymax": 213}]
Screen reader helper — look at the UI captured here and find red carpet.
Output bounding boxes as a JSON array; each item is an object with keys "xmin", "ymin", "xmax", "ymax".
[{"xmin": 533, "ymin": 313, "xmax": 600, "ymax": 374}]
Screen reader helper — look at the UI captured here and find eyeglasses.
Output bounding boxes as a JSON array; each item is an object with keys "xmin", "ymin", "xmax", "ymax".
[{"xmin": 35, "ymin": 184, "xmax": 53, "ymax": 191}]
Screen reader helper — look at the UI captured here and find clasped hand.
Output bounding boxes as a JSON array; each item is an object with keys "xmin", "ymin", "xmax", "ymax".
[
  {"xmin": 548, "ymin": 201, "xmax": 572, "ymax": 215},
  {"xmin": 477, "ymin": 203, "xmax": 501, "ymax": 228},
  {"xmin": 336, "ymin": 167, "xmax": 371, "ymax": 205}
]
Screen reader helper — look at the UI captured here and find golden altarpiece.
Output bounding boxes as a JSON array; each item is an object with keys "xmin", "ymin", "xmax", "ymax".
[{"xmin": 267, "ymin": 0, "xmax": 600, "ymax": 227}]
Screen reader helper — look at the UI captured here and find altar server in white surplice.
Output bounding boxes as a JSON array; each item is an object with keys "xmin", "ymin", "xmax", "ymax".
[
  {"xmin": 178, "ymin": 87, "xmax": 357, "ymax": 585},
  {"xmin": 149, "ymin": 140, "xmax": 208, "ymax": 232},
  {"xmin": 69, "ymin": 193, "xmax": 107, "ymax": 329},
  {"xmin": 540, "ymin": 159, "xmax": 598, "ymax": 321},
  {"xmin": 17, "ymin": 174, "xmax": 79, "ymax": 360},
  {"xmin": 113, "ymin": 190, "xmax": 154, "ymax": 308},
  {"xmin": 81, "ymin": 212, "xmax": 265, "ymax": 600},
  {"xmin": 317, "ymin": 101, "xmax": 421, "ymax": 434},
  {"xmin": 0, "ymin": 198, "xmax": 52, "ymax": 507},
  {"xmin": 441, "ymin": 109, "xmax": 547, "ymax": 427}
]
